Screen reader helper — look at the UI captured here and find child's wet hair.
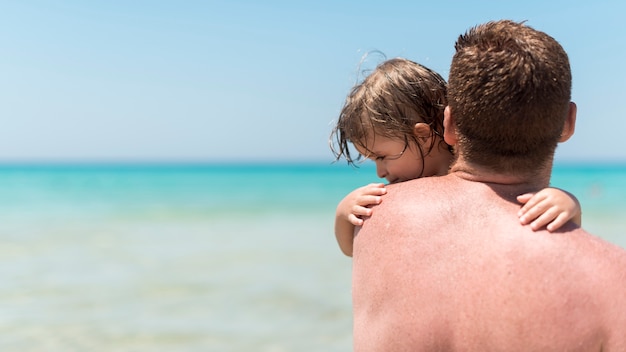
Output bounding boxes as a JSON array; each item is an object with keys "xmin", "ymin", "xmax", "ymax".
[{"xmin": 330, "ymin": 57, "xmax": 450, "ymax": 165}]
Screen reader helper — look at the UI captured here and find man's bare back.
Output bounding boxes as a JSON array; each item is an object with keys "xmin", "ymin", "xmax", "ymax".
[{"xmin": 352, "ymin": 174, "xmax": 626, "ymax": 351}]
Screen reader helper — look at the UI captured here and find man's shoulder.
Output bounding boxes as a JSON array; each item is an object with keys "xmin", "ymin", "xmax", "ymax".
[
  {"xmin": 382, "ymin": 175, "xmax": 467, "ymax": 209},
  {"xmin": 385, "ymin": 175, "xmax": 459, "ymax": 198},
  {"xmin": 364, "ymin": 175, "xmax": 462, "ymax": 227}
]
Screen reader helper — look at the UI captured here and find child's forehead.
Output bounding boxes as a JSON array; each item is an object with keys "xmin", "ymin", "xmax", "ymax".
[
  {"xmin": 353, "ymin": 134, "xmax": 405, "ymax": 154},
  {"xmin": 353, "ymin": 143, "xmax": 369, "ymax": 157}
]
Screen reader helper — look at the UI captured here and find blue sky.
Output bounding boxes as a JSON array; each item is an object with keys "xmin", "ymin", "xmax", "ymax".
[{"xmin": 1, "ymin": 1, "xmax": 625, "ymax": 163}]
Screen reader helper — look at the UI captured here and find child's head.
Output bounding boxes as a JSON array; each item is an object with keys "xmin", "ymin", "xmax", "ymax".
[{"xmin": 331, "ymin": 57, "xmax": 453, "ymax": 183}]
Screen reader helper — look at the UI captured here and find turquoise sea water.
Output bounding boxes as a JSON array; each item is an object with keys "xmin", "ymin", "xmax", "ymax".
[{"xmin": 0, "ymin": 162, "xmax": 624, "ymax": 351}]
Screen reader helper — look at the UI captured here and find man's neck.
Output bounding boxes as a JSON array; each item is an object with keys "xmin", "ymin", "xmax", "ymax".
[{"xmin": 448, "ymin": 158, "xmax": 552, "ymax": 201}]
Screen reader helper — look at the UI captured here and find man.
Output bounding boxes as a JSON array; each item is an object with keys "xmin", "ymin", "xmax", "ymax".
[{"xmin": 352, "ymin": 20, "xmax": 626, "ymax": 351}]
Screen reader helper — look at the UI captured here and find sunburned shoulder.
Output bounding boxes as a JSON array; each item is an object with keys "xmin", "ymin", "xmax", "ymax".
[
  {"xmin": 365, "ymin": 176, "xmax": 462, "ymax": 222},
  {"xmin": 387, "ymin": 174, "xmax": 453, "ymax": 190},
  {"xmin": 384, "ymin": 174, "xmax": 464, "ymax": 203}
]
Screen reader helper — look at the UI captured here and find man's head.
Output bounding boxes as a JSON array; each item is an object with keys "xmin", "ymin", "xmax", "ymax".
[{"xmin": 445, "ymin": 20, "xmax": 576, "ymax": 175}]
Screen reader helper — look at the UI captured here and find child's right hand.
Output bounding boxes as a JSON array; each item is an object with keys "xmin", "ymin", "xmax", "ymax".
[
  {"xmin": 338, "ymin": 183, "xmax": 387, "ymax": 226},
  {"xmin": 335, "ymin": 183, "xmax": 387, "ymax": 257}
]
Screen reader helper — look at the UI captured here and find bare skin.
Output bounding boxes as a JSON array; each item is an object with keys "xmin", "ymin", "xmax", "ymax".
[
  {"xmin": 353, "ymin": 175, "xmax": 626, "ymax": 351},
  {"xmin": 351, "ymin": 106, "xmax": 626, "ymax": 350},
  {"xmin": 335, "ymin": 124, "xmax": 582, "ymax": 257},
  {"xmin": 336, "ymin": 182, "xmax": 582, "ymax": 257}
]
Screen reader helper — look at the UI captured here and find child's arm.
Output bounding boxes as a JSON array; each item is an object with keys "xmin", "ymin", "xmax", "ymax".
[
  {"xmin": 517, "ymin": 187, "xmax": 582, "ymax": 232},
  {"xmin": 335, "ymin": 183, "xmax": 387, "ymax": 257}
]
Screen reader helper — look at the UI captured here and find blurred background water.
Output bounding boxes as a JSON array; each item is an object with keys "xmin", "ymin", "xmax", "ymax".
[{"xmin": 0, "ymin": 162, "xmax": 623, "ymax": 351}]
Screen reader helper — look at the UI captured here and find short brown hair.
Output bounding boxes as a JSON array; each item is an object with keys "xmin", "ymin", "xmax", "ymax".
[
  {"xmin": 447, "ymin": 20, "xmax": 571, "ymax": 174},
  {"xmin": 331, "ymin": 57, "xmax": 448, "ymax": 165}
]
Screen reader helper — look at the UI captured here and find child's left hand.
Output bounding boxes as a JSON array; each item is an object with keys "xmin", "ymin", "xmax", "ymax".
[{"xmin": 517, "ymin": 187, "xmax": 582, "ymax": 232}]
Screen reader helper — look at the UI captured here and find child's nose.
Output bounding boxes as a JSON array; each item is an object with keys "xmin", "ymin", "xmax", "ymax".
[{"xmin": 375, "ymin": 162, "xmax": 387, "ymax": 179}]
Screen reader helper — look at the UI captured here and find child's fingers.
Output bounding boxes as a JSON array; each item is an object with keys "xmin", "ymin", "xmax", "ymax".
[
  {"xmin": 516, "ymin": 193, "xmax": 534, "ymax": 203},
  {"xmin": 519, "ymin": 200, "xmax": 549, "ymax": 224},
  {"xmin": 348, "ymin": 214, "xmax": 364, "ymax": 226},
  {"xmin": 364, "ymin": 182, "xmax": 386, "ymax": 189},
  {"xmin": 545, "ymin": 212, "xmax": 571, "ymax": 232},
  {"xmin": 363, "ymin": 184, "xmax": 387, "ymax": 195},
  {"xmin": 517, "ymin": 193, "xmax": 541, "ymax": 216},
  {"xmin": 356, "ymin": 195, "xmax": 383, "ymax": 207},
  {"xmin": 529, "ymin": 207, "xmax": 560, "ymax": 230},
  {"xmin": 352, "ymin": 205, "xmax": 373, "ymax": 217}
]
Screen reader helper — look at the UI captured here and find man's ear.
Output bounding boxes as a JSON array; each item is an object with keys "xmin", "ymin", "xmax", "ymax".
[
  {"xmin": 443, "ymin": 106, "xmax": 457, "ymax": 146},
  {"xmin": 559, "ymin": 102, "xmax": 577, "ymax": 142}
]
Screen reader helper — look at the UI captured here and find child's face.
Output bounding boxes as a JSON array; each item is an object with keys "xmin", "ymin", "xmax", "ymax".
[{"xmin": 356, "ymin": 135, "xmax": 451, "ymax": 184}]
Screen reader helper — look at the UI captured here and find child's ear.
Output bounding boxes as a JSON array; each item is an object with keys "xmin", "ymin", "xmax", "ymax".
[
  {"xmin": 413, "ymin": 122, "xmax": 432, "ymax": 138},
  {"xmin": 443, "ymin": 106, "xmax": 458, "ymax": 146}
]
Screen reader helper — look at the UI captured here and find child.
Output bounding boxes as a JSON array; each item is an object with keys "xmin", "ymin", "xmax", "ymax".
[{"xmin": 330, "ymin": 57, "xmax": 582, "ymax": 257}]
